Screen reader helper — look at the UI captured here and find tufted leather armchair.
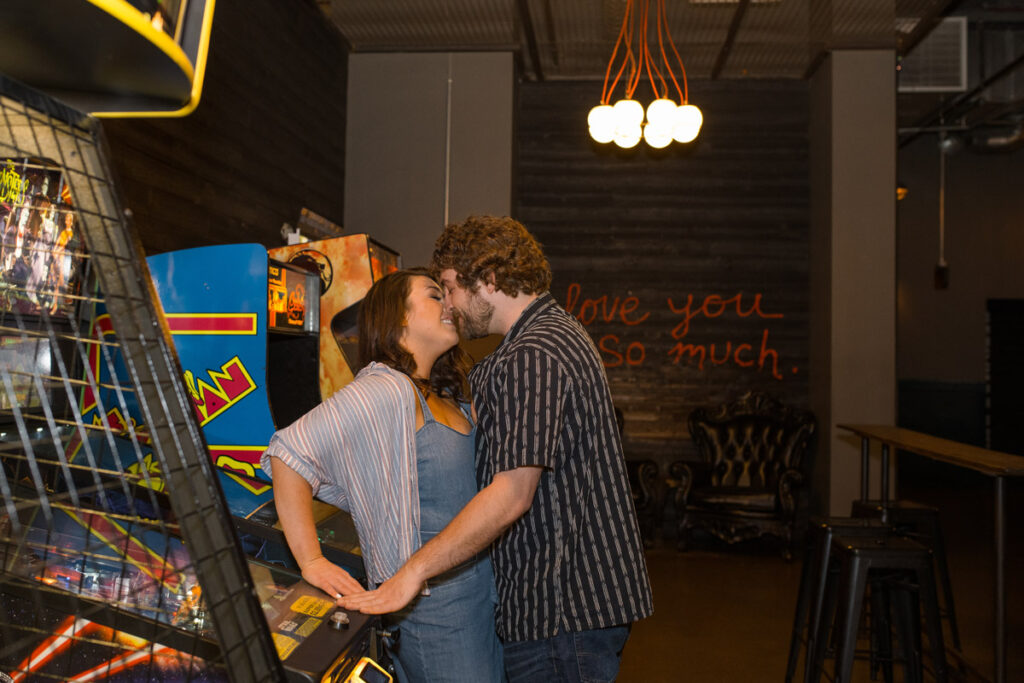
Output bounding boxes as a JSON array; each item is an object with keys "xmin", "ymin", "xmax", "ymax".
[{"xmin": 671, "ymin": 392, "xmax": 815, "ymax": 559}]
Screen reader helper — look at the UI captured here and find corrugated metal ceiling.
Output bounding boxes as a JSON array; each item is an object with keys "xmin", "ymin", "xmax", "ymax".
[{"xmin": 319, "ymin": 0, "xmax": 955, "ymax": 80}]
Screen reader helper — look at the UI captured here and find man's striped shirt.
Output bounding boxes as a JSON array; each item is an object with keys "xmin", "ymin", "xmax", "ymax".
[{"xmin": 471, "ymin": 293, "xmax": 654, "ymax": 642}]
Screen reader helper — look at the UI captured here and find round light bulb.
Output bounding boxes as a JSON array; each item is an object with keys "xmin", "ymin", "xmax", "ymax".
[
  {"xmin": 589, "ymin": 125, "xmax": 615, "ymax": 144},
  {"xmin": 646, "ymin": 98, "xmax": 677, "ymax": 127},
  {"xmin": 588, "ymin": 105, "xmax": 615, "ymax": 143},
  {"xmin": 614, "ymin": 125, "xmax": 642, "ymax": 149},
  {"xmin": 643, "ymin": 124, "xmax": 673, "ymax": 149},
  {"xmin": 673, "ymin": 104, "xmax": 703, "ymax": 143},
  {"xmin": 612, "ymin": 99, "xmax": 644, "ymax": 128}
]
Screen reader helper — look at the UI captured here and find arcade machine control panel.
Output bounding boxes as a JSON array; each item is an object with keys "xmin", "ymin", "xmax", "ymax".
[{"xmin": 253, "ymin": 563, "xmax": 385, "ymax": 683}]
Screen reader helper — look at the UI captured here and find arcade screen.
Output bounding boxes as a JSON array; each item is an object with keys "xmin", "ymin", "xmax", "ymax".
[
  {"xmin": 0, "ymin": 158, "xmax": 86, "ymax": 318},
  {"xmin": 268, "ymin": 260, "xmax": 320, "ymax": 334}
]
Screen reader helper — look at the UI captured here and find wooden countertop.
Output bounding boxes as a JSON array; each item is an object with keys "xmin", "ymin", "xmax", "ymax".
[{"xmin": 838, "ymin": 424, "xmax": 1024, "ymax": 477}]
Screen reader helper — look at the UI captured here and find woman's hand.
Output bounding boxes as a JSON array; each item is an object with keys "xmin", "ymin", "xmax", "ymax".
[
  {"xmin": 300, "ymin": 555, "xmax": 365, "ymax": 602},
  {"xmin": 338, "ymin": 563, "xmax": 423, "ymax": 614}
]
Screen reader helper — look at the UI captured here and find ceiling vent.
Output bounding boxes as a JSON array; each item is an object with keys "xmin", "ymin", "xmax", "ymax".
[{"xmin": 898, "ymin": 16, "xmax": 967, "ymax": 93}]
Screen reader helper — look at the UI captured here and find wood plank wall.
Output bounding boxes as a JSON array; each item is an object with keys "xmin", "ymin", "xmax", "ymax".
[
  {"xmin": 515, "ymin": 80, "xmax": 810, "ymax": 467},
  {"xmin": 102, "ymin": 0, "xmax": 348, "ymax": 255}
]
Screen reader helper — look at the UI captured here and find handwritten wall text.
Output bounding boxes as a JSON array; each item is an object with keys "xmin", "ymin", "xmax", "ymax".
[{"xmin": 563, "ymin": 283, "xmax": 797, "ymax": 380}]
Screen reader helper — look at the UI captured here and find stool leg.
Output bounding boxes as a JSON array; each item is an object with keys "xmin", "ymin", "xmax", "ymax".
[
  {"xmin": 807, "ymin": 557, "xmax": 841, "ymax": 683},
  {"xmin": 786, "ymin": 533, "xmax": 817, "ymax": 683},
  {"xmin": 890, "ymin": 579, "xmax": 922, "ymax": 683},
  {"xmin": 832, "ymin": 554, "xmax": 869, "ymax": 683},
  {"xmin": 928, "ymin": 517, "xmax": 961, "ymax": 650},
  {"xmin": 803, "ymin": 528, "xmax": 837, "ymax": 683},
  {"xmin": 868, "ymin": 579, "xmax": 895, "ymax": 683},
  {"xmin": 917, "ymin": 561, "xmax": 949, "ymax": 683}
]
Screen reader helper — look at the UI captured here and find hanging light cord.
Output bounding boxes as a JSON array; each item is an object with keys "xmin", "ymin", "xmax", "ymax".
[
  {"xmin": 628, "ymin": 0, "xmax": 651, "ymax": 99},
  {"xmin": 602, "ymin": 0, "xmax": 636, "ymax": 105},
  {"xmin": 601, "ymin": 0, "xmax": 689, "ymax": 105},
  {"xmin": 939, "ymin": 132, "xmax": 947, "ymax": 267},
  {"xmin": 658, "ymin": 0, "xmax": 688, "ymax": 105}
]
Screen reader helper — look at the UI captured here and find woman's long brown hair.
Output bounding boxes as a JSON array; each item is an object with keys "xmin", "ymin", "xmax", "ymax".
[{"xmin": 357, "ymin": 267, "xmax": 470, "ymax": 402}]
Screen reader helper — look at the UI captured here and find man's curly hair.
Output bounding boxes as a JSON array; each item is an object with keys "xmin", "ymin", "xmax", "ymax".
[{"xmin": 431, "ymin": 215, "xmax": 552, "ymax": 296}]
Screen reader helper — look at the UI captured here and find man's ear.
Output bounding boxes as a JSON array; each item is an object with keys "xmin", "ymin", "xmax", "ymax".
[{"xmin": 480, "ymin": 272, "xmax": 497, "ymax": 294}]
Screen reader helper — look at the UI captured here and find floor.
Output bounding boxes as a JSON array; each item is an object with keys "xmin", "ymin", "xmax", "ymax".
[{"xmin": 618, "ymin": 473, "xmax": 1024, "ymax": 683}]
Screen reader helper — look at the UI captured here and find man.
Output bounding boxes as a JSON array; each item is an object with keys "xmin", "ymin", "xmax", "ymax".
[{"xmin": 341, "ymin": 215, "xmax": 653, "ymax": 681}]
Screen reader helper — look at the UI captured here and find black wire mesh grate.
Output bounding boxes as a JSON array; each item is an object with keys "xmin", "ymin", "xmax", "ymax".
[{"xmin": 0, "ymin": 76, "xmax": 285, "ymax": 683}]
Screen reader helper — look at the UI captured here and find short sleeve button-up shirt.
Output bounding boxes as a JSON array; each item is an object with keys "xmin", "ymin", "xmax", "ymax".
[{"xmin": 470, "ymin": 293, "xmax": 653, "ymax": 642}]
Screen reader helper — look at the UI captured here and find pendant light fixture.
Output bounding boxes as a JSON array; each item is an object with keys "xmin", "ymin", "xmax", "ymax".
[{"xmin": 588, "ymin": 0, "xmax": 702, "ymax": 149}]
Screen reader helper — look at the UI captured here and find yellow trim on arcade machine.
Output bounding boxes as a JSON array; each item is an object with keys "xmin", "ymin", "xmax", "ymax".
[
  {"xmin": 90, "ymin": 0, "xmax": 216, "ymax": 118},
  {"xmin": 338, "ymin": 656, "xmax": 392, "ymax": 683},
  {"xmin": 0, "ymin": 0, "xmax": 215, "ymax": 118}
]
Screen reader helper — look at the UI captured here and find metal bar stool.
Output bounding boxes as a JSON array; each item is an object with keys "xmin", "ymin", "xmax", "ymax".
[
  {"xmin": 785, "ymin": 517, "xmax": 888, "ymax": 683},
  {"xmin": 809, "ymin": 534, "xmax": 948, "ymax": 683},
  {"xmin": 851, "ymin": 498, "xmax": 961, "ymax": 649}
]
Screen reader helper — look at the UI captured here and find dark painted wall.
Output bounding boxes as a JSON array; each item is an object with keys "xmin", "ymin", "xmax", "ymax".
[
  {"xmin": 516, "ymin": 80, "xmax": 810, "ymax": 468},
  {"xmin": 896, "ymin": 137, "xmax": 1024, "ymax": 452},
  {"xmin": 102, "ymin": 0, "xmax": 348, "ymax": 255}
]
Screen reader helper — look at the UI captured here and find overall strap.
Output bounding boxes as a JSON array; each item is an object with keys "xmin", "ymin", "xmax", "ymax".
[{"xmin": 413, "ymin": 381, "xmax": 435, "ymax": 424}]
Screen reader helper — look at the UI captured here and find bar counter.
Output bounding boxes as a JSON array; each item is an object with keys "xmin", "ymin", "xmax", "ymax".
[{"xmin": 839, "ymin": 424, "xmax": 1024, "ymax": 683}]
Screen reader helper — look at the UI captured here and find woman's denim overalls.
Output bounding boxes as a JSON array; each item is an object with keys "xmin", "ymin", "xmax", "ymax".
[{"xmin": 383, "ymin": 390, "xmax": 505, "ymax": 683}]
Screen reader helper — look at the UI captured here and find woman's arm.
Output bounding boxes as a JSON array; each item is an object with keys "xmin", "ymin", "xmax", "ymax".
[
  {"xmin": 340, "ymin": 465, "xmax": 542, "ymax": 614},
  {"xmin": 269, "ymin": 457, "xmax": 365, "ymax": 600}
]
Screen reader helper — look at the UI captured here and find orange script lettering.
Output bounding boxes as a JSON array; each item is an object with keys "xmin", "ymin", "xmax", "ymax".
[
  {"xmin": 667, "ymin": 292, "xmax": 783, "ymax": 338},
  {"xmin": 565, "ymin": 283, "xmax": 650, "ymax": 326}
]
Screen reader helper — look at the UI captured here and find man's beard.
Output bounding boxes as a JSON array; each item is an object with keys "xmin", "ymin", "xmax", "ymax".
[{"xmin": 457, "ymin": 293, "xmax": 495, "ymax": 339}]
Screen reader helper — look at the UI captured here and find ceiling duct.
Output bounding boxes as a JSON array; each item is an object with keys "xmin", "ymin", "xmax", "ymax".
[
  {"xmin": 975, "ymin": 124, "xmax": 1024, "ymax": 151},
  {"xmin": 899, "ymin": 16, "xmax": 967, "ymax": 93}
]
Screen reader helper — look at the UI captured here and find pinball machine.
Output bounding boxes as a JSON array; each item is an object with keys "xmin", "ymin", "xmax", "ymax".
[{"xmin": 0, "ymin": 3, "xmax": 399, "ymax": 679}]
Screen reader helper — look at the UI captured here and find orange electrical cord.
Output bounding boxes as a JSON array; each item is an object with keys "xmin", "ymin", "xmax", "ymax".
[{"xmin": 600, "ymin": 0, "xmax": 690, "ymax": 106}]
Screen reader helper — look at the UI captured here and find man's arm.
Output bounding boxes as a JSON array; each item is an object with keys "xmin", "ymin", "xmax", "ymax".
[
  {"xmin": 270, "ymin": 458, "xmax": 365, "ymax": 600},
  {"xmin": 338, "ymin": 465, "xmax": 542, "ymax": 614}
]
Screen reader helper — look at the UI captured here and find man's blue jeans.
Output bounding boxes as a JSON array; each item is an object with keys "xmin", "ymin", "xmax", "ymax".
[{"xmin": 503, "ymin": 625, "xmax": 632, "ymax": 683}]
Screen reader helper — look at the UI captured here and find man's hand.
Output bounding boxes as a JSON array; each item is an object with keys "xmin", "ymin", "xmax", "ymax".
[
  {"xmin": 340, "ymin": 466, "xmax": 542, "ymax": 614},
  {"xmin": 300, "ymin": 556, "xmax": 365, "ymax": 603},
  {"xmin": 338, "ymin": 564, "xmax": 424, "ymax": 614}
]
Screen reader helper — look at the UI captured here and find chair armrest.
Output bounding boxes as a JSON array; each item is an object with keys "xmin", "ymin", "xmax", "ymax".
[
  {"xmin": 669, "ymin": 460, "xmax": 710, "ymax": 507},
  {"xmin": 777, "ymin": 468, "xmax": 804, "ymax": 514},
  {"xmin": 626, "ymin": 459, "xmax": 659, "ymax": 511}
]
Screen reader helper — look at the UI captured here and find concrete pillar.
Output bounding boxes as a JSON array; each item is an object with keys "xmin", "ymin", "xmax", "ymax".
[
  {"xmin": 809, "ymin": 50, "xmax": 897, "ymax": 515},
  {"xmin": 344, "ymin": 52, "xmax": 513, "ymax": 267}
]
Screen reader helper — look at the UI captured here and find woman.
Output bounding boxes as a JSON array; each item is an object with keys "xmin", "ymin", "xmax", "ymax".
[{"xmin": 261, "ymin": 268, "xmax": 504, "ymax": 683}]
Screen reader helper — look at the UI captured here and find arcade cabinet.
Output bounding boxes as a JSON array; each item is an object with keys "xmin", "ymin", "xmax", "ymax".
[
  {"xmin": 142, "ymin": 233, "xmax": 400, "ymax": 564},
  {"xmin": 0, "ymin": 73, "xmax": 283, "ymax": 682},
  {"xmin": 0, "ymin": 44, "xmax": 390, "ymax": 683},
  {"xmin": 268, "ymin": 233, "xmax": 400, "ymax": 401}
]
